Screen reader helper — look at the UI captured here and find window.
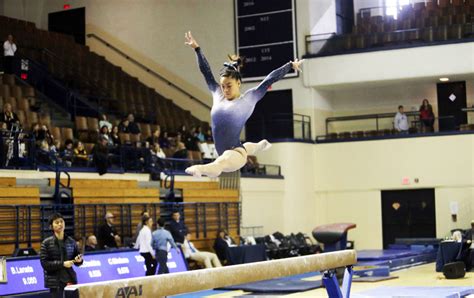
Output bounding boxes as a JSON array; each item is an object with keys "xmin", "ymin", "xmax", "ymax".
[{"xmin": 385, "ymin": 0, "xmax": 410, "ymax": 19}]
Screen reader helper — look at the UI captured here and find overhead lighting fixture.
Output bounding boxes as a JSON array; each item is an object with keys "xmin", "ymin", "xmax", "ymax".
[{"xmin": 439, "ymin": 78, "xmax": 450, "ymax": 82}]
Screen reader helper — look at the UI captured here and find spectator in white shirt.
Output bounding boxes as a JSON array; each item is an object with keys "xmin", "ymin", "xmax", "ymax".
[
  {"xmin": 3, "ymin": 34, "xmax": 16, "ymax": 74},
  {"xmin": 151, "ymin": 143, "xmax": 166, "ymax": 159},
  {"xmin": 98, "ymin": 114, "xmax": 112, "ymax": 132},
  {"xmin": 394, "ymin": 105, "xmax": 409, "ymax": 133},
  {"xmin": 182, "ymin": 233, "xmax": 222, "ymax": 269},
  {"xmin": 134, "ymin": 216, "xmax": 156, "ymax": 276}
]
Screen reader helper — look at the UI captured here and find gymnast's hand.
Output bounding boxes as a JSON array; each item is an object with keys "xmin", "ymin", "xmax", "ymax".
[
  {"xmin": 290, "ymin": 58, "xmax": 304, "ymax": 73},
  {"xmin": 185, "ymin": 31, "xmax": 199, "ymax": 49}
]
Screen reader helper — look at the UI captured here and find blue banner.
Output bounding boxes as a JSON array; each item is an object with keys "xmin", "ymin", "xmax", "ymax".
[{"xmin": 0, "ymin": 248, "xmax": 187, "ymax": 296}]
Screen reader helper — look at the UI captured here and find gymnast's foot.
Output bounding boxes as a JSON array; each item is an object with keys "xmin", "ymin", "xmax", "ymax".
[
  {"xmin": 185, "ymin": 164, "xmax": 222, "ymax": 178},
  {"xmin": 259, "ymin": 139, "xmax": 272, "ymax": 151}
]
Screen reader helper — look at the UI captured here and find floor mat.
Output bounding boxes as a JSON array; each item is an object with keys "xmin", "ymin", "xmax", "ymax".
[
  {"xmin": 353, "ymin": 276, "xmax": 399, "ymax": 282},
  {"xmin": 353, "ymin": 286, "xmax": 474, "ymax": 298},
  {"xmin": 216, "ymin": 279, "xmax": 323, "ymax": 293}
]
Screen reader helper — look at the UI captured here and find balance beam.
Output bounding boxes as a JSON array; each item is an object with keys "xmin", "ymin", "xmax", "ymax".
[{"xmin": 65, "ymin": 250, "xmax": 356, "ymax": 297}]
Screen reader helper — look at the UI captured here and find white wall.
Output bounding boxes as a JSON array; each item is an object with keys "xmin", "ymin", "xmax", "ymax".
[
  {"xmin": 240, "ymin": 178, "xmax": 285, "ymax": 235},
  {"xmin": 254, "ymin": 142, "xmax": 318, "ymax": 236},
  {"xmin": 254, "ymin": 136, "xmax": 474, "ymax": 250},
  {"xmin": 306, "ymin": 42, "xmax": 474, "ymax": 88}
]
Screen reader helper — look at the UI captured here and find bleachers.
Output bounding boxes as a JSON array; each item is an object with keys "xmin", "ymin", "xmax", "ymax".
[
  {"xmin": 0, "ymin": 73, "xmax": 74, "ymax": 147},
  {"xmin": 169, "ymin": 180, "xmax": 240, "ymax": 250},
  {"xmin": 0, "ymin": 178, "xmax": 41, "ymax": 255},
  {"xmin": 49, "ymin": 178, "xmax": 158, "ymax": 204},
  {"xmin": 309, "ymin": 0, "xmax": 474, "ymax": 57},
  {"xmin": 0, "ymin": 15, "xmax": 207, "ymax": 137}
]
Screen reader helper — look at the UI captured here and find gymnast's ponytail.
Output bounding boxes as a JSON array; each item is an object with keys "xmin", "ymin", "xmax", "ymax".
[{"xmin": 219, "ymin": 54, "xmax": 243, "ymax": 82}]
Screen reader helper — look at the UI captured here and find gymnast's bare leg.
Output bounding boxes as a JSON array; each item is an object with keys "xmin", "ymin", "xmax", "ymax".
[{"xmin": 185, "ymin": 139, "xmax": 271, "ymax": 178}]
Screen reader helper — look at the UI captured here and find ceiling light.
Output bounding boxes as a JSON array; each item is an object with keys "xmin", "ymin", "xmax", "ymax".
[{"xmin": 439, "ymin": 78, "xmax": 450, "ymax": 82}]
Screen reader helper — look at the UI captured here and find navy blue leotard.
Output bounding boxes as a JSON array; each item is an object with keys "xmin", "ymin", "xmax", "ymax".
[{"xmin": 195, "ymin": 47, "xmax": 292, "ymax": 155}]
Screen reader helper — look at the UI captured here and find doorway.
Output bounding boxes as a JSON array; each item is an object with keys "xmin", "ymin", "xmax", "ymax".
[
  {"xmin": 436, "ymin": 81, "xmax": 467, "ymax": 131},
  {"xmin": 48, "ymin": 7, "xmax": 86, "ymax": 45},
  {"xmin": 381, "ymin": 189, "xmax": 436, "ymax": 249}
]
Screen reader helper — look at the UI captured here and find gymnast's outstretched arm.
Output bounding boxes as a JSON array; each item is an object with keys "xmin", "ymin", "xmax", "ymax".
[
  {"xmin": 246, "ymin": 59, "xmax": 305, "ymax": 103},
  {"xmin": 185, "ymin": 31, "xmax": 219, "ymax": 93}
]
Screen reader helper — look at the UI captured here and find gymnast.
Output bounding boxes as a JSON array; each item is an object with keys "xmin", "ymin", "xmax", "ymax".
[{"xmin": 184, "ymin": 31, "xmax": 303, "ymax": 178}]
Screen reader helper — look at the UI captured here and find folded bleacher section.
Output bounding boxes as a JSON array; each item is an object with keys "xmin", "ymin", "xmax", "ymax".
[
  {"xmin": 0, "ymin": 14, "xmax": 208, "ymax": 140},
  {"xmin": 310, "ymin": 0, "xmax": 474, "ymax": 57}
]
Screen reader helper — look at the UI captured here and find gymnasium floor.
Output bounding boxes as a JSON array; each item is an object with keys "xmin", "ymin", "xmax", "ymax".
[{"xmin": 173, "ymin": 263, "xmax": 474, "ymax": 297}]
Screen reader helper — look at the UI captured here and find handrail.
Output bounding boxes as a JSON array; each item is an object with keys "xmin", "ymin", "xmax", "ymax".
[
  {"xmin": 326, "ymin": 111, "xmax": 420, "ymax": 122},
  {"xmin": 86, "ymin": 33, "xmax": 212, "ymax": 110},
  {"xmin": 325, "ymin": 111, "xmax": 420, "ymax": 134},
  {"xmin": 16, "ymin": 52, "xmax": 99, "ymax": 117},
  {"xmin": 246, "ymin": 113, "xmax": 312, "ymax": 140}
]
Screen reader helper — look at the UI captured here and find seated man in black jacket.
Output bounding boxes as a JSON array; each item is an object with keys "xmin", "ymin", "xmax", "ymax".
[
  {"xmin": 40, "ymin": 213, "xmax": 83, "ymax": 298},
  {"xmin": 97, "ymin": 212, "xmax": 121, "ymax": 249},
  {"xmin": 167, "ymin": 211, "xmax": 188, "ymax": 244}
]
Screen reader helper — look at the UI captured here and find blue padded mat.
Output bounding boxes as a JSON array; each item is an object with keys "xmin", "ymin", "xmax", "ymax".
[
  {"xmin": 216, "ymin": 278, "xmax": 323, "ymax": 293},
  {"xmin": 353, "ymin": 286, "xmax": 474, "ymax": 298},
  {"xmin": 171, "ymin": 289, "xmax": 229, "ymax": 298},
  {"xmin": 357, "ymin": 249, "xmax": 422, "ymax": 261}
]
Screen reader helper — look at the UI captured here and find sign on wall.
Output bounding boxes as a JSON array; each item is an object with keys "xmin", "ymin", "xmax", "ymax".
[
  {"xmin": 235, "ymin": 0, "xmax": 298, "ymax": 81},
  {"xmin": 0, "ymin": 248, "xmax": 187, "ymax": 296}
]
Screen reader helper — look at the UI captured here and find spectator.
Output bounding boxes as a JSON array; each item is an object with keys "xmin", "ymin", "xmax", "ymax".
[
  {"xmin": 182, "ymin": 233, "xmax": 222, "ymax": 268},
  {"xmin": 0, "ymin": 103, "xmax": 19, "ymax": 130},
  {"xmin": 133, "ymin": 210, "xmax": 150, "ymax": 242},
  {"xmin": 152, "ymin": 217, "xmax": 179, "ymax": 274},
  {"xmin": 61, "ymin": 139, "xmax": 74, "ymax": 167},
  {"xmin": 205, "ymin": 128, "xmax": 213, "ymax": 142},
  {"xmin": 91, "ymin": 135, "xmax": 109, "ymax": 175},
  {"xmin": 146, "ymin": 127, "xmax": 161, "ymax": 146},
  {"xmin": 151, "ymin": 143, "xmax": 166, "ymax": 159},
  {"xmin": 97, "ymin": 212, "xmax": 121, "ymax": 249},
  {"xmin": 465, "ymin": 221, "xmax": 474, "ymax": 270},
  {"xmin": 134, "ymin": 216, "xmax": 156, "ymax": 276},
  {"xmin": 74, "ymin": 236, "xmax": 83, "ymax": 251},
  {"xmin": 194, "ymin": 126, "xmax": 205, "ymax": 142},
  {"xmin": 42, "ymin": 125, "xmax": 54, "ymax": 145},
  {"xmin": 98, "ymin": 114, "xmax": 112, "ymax": 132},
  {"xmin": 181, "ymin": 125, "xmax": 199, "ymax": 151},
  {"xmin": 3, "ymin": 34, "xmax": 16, "ymax": 74},
  {"xmin": 73, "ymin": 141, "xmax": 89, "ymax": 167},
  {"xmin": 32, "ymin": 124, "xmax": 53, "ymax": 145},
  {"xmin": 419, "ymin": 99, "xmax": 434, "ymax": 132},
  {"xmin": 159, "ymin": 131, "xmax": 171, "ymax": 149},
  {"xmin": 85, "ymin": 235, "xmax": 98, "ymax": 252},
  {"xmin": 126, "ymin": 113, "xmax": 141, "ymax": 135},
  {"xmin": 37, "ymin": 139, "xmax": 51, "ymax": 165},
  {"xmin": 110, "ymin": 125, "xmax": 121, "ymax": 147},
  {"xmin": 147, "ymin": 144, "xmax": 165, "ymax": 180},
  {"xmin": 118, "ymin": 117, "xmax": 130, "ymax": 133},
  {"xmin": 465, "ymin": 220, "xmax": 474, "ymax": 244},
  {"xmin": 452, "ymin": 230, "xmax": 463, "ymax": 242},
  {"xmin": 49, "ymin": 139, "xmax": 61, "ymax": 162},
  {"xmin": 39, "ymin": 213, "xmax": 83, "ymax": 298},
  {"xmin": 99, "ymin": 126, "xmax": 113, "ymax": 147},
  {"xmin": 213, "ymin": 229, "xmax": 236, "ymax": 263},
  {"xmin": 173, "ymin": 141, "xmax": 188, "ymax": 159},
  {"xmin": 31, "ymin": 123, "xmax": 41, "ymax": 141},
  {"xmin": 394, "ymin": 105, "xmax": 409, "ymax": 134},
  {"xmin": 178, "ymin": 125, "xmax": 190, "ymax": 140},
  {"xmin": 167, "ymin": 210, "xmax": 188, "ymax": 244}
]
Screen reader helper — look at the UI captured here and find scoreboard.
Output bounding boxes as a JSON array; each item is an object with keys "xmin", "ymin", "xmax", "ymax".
[{"xmin": 235, "ymin": 0, "xmax": 298, "ymax": 81}]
